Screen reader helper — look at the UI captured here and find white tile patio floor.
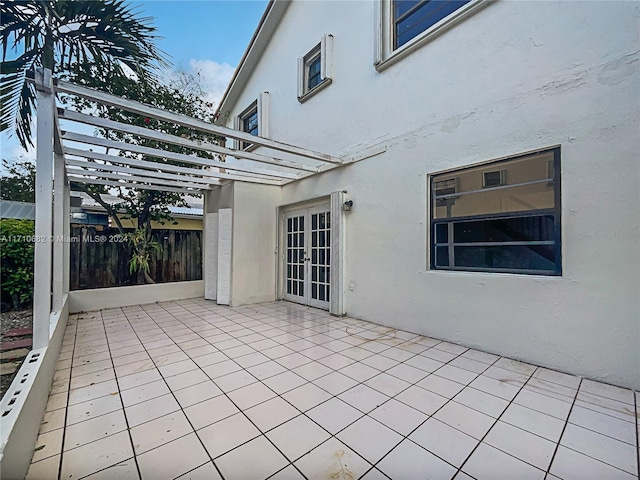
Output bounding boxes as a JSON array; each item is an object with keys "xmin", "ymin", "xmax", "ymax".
[{"xmin": 26, "ymin": 299, "xmax": 639, "ymax": 480}]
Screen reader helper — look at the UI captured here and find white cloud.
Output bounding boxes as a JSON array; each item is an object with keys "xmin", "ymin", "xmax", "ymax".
[{"xmin": 187, "ymin": 59, "xmax": 235, "ymax": 107}]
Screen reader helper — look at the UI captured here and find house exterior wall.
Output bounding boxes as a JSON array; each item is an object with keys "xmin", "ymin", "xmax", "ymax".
[{"xmin": 223, "ymin": 1, "xmax": 640, "ymax": 388}]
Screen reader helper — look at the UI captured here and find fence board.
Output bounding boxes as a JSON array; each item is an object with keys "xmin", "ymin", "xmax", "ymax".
[{"xmin": 70, "ymin": 226, "xmax": 202, "ymax": 290}]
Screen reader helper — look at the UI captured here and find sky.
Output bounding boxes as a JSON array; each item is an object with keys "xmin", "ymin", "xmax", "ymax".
[{"xmin": 1, "ymin": 0, "xmax": 269, "ymax": 162}]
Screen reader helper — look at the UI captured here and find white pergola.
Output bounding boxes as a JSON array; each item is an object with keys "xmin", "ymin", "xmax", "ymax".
[{"xmin": 31, "ymin": 67, "xmax": 348, "ymax": 350}]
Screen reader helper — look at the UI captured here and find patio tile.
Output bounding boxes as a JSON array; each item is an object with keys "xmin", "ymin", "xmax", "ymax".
[
  {"xmin": 549, "ymin": 445, "xmax": 637, "ymax": 480},
  {"xmin": 450, "ymin": 356, "xmax": 491, "ymax": 374},
  {"xmin": 275, "ymin": 352, "xmax": 313, "ymax": 369},
  {"xmin": 197, "ymin": 412, "xmax": 261, "ymax": 458},
  {"xmin": 469, "ymin": 374, "xmax": 522, "ymax": 401},
  {"xmin": 244, "ymin": 396, "xmax": 300, "ymax": 432},
  {"xmin": 118, "ymin": 368, "xmax": 163, "ymax": 391},
  {"xmin": 184, "ymin": 393, "xmax": 240, "ymax": 429},
  {"xmin": 454, "ymin": 386, "xmax": 510, "ymax": 418},
  {"xmin": 386, "ymin": 363, "xmax": 430, "ymax": 383},
  {"xmin": 533, "ymin": 367, "xmax": 581, "ymax": 389},
  {"xmin": 112, "ymin": 351, "xmax": 150, "ymax": 367},
  {"xmin": 130, "ymin": 410, "xmax": 194, "ymax": 454},
  {"xmin": 234, "ymin": 351, "xmax": 270, "ymax": 368},
  {"xmin": 313, "ymin": 371, "xmax": 358, "ymax": 395},
  {"xmin": 228, "ymin": 381, "xmax": 277, "ymax": 409},
  {"xmin": 282, "ymin": 382, "xmax": 333, "ymax": 412},
  {"xmin": 525, "ymin": 377, "xmax": 577, "ymax": 402},
  {"xmin": 365, "ymin": 372, "xmax": 411, "ymax": 397},
  {"xmin": 40, "ymin": 408, "xmax": 66, "ymax": 433},
  {"xmin": 434, "ymin": 401, "xmax": 495, "ymax": 439},
  {"xmin": 193, "ymin": 351, "xmax": 228, "ymax": 368},
  {"xmin": 560, "ymin": 423, "xmax": 637, "ymax": 474},
  {"xmin": 202, "ymin": 359, "xmax": 243, "ymax": 379},
  {"xmin": 215, "ymin": 435, "xmax": 288, "ymax": 480},
  {"xmin": 500, "ymin": 402, "xmax": 565, "ymax": 442},
  {"xmin": 568, "ymin": 404, "xmax": 637, "ymax": 444},
  {"xmin": 32, "ymin": 428, "xmax": 64, "ymax": 462},
  {"xmin": 213, "ymin": 369, "xmax": 258, "ymax": 392},
  {"xmin": 174, "ymin": 462, "xmax": 222, "ymax": 480},
  {"xmin": 63, "ymin": 409, "xmax": 127, "ymax": 451},
  {"xmin": 120, "ymin": 379, "xmax": 170, "ymax": 407},
  {"xmin": 263, "ymin": 370, "xmax": 307, "ymax": 394},
  {"xmin": 460, "ymin": 349, "xmax": 500, "ymax": 365},
  {"xmin": 293, "ymin": 360, "xmax": 333, "ymax": 381},
  {"xmin": 377, "ymin": 439, "xmax": 457, "ymax": 479},
  {"xmin": 137, "ymin": 433, "xmax": 210, "ymax": 480},
  {"xmin": 338, "ymin": 384, "xmax": 389, "ymax": 414},
  {"xmin": 164, "ymin": 368, "xmax": 209, "ymax": 391},
  {"xmin": 26, "ymin": 455, "xmax": 60, "ymax": 480},
  {"xmin": 68, "ymin": 379, "xmax": 119, "ymax": 406},
  {"xmin": 369, "ymin": 398, "xmax": 428, "ymax": 435},
  {"xmin": 360, "ymin": 354, "xmax": 399, "ymax": 371},
  {"xmin": 294, "ymin": 437, "xmax": 371, "ymax": 480},
  {"xmin": 60, "ymin": 431, "xmax": 134, "ymax": 480},
  {"xmin": 436, "ymin": 364, "xmax": 479, "ymax": 385},
  {"xmin": 83, "ymin": 459, "xmax": 139, "ymax": 479},
  {"xmin": 395, "ymin": 385, "xmax": 448, "ymax": 416},
  {"xmin": 494, "ymin": 357, "xmax": 537, "ymax": 376},
  {"xmin": 410, "ymin": 417, "xmax": 478, "ymax": 467},
  {"xmin": 66, "ymin": 393, "xmax": 123, "ymax": 426},
  {"xmin": 417, "ymin": 374, "xmax": 465, "ymax": 398},
  {"xmin": 484, "ymin": 420, "xmax": 556, "ymax": 470},
  {"xmin": 269, "ymin": 465, "xmax": 306, "ymax": 480},
  {"xmin": 247, "ymin": 360, "xmax": 288, "ymax": 380},
  {"xmin": 174, "ymin": 379, "xmax": 223, "ymax": 408},
  {"xmin": 404, "ymin": 354, "xmax": 444, "ymax": 373},
  {"xmin": 420, "ymin": 347, "xmax": 458, "ymax": 363},
  {"xmin": 462, "ymin": 442, "xmax": 545, "ymax": 480},
  {"xmin": 153, "ymin": 350, "xmax": 190, "ymax": 366},
  {"xmin": 337, "ymin": 415, "xmax": 403, "ymax": 463},
  {"xmin": 124, "ymin": 393, "xmax": 181, "ymax": 427},
  {"xmin": 513, "ymin": 387, "xmax": 572, "ymax": 420},
  {"xmin": 579, "ymin": 378, "xmax": 635, "ymax": 405},
  {"xmin": 71, "ymin": 358, "xmax": 112, "ymax": 377},
  {"xmin": 574, "ymin": 391, "xmax": 637, "ymax": 423},
  {"xmin": 266, "ymin": 414, "xmax": 331, "ymax": 461},
  {"xmin": 307, "ymin": 397, "xmax": 363, "ymax": 434},
  {"xmin": 379, "ymin": 347, "xmax": 415, "ymax": 362}
]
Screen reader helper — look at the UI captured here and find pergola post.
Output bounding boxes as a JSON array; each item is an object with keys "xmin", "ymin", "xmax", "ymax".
[
  {"xmin": 33, "ymin": 68, "xmax": 54, "ymax": 349},
  {"xmin": 63, "ymin": 171, "xmax": 70, "ymax": 296},
  {"xmin": 52, "ymin": 153, "xmax": 66, "ymax": 312}
]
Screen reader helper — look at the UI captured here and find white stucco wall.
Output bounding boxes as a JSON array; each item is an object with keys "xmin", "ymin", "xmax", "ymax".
[{"xmin": 224, "ymin": 1, "xmax": 640, "ymax": 388}]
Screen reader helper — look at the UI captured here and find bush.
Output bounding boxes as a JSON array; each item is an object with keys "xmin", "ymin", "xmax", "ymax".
[{"xmin": 0, "ymin": 219, "xmax": 35, "ymax": 309}]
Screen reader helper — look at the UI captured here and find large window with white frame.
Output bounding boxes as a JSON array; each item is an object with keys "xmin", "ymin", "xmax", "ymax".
[
  {"xmin": 238, "ymin": 101, "xmax": 258, "ymax": 150},
  {"xmin": 375, "ymin": 0, "xmax": 489, "ymax": 70},
  {"xmin": 430, "ymin": 148, "xmax": 562, "ymax": 275},
  {"xmin": 297, "ymin": 34, "xmax": 333, "ymax": 103}
]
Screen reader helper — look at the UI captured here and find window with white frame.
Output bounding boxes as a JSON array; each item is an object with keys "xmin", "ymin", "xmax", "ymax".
[
  {"xmin": 298, "ymin": 34, "xmax": 333, "ymax": 102},
  {"xmin": 375, "ymin": 0, "xmax": 488, "ymax": 70},
  {"xmin": 235, "ymin": 93, "xmax": 269, "ymax": 150},
  {"xmin": 430, "ymin": 148, "xmax": 561, "ymax": 275}
]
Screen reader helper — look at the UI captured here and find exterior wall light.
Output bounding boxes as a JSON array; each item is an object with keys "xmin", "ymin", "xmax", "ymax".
[{"xmin": 342, "ymin": 200, "xmax": 353, "ymax": 212}]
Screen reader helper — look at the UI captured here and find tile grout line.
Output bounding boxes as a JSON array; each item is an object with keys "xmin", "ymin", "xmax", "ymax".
[
  {"xmin": 360, "ymin": 346, "xmax": 497, "ymax": 479},
  {"xmin": 56, "ymin": 313, "xmax": 78, "ymax": 480},
  {"xmin": 120, "ymin": 303, "xmax": 228, "ymax": 480},
  {"xmin": 542, "ymin": 377, "xmax": 582, "ymax": 480},
  {"xmin": 450, "ymin": 365, "xmax": 543, "ymax": 479}
]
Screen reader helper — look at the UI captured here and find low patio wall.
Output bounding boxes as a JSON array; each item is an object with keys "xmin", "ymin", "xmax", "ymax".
[
  {"xmin": 0, "ymin": 296, "xmax": 69, "ymax": 480},
  {"xmin": 68, "ymin": 280, "xmax": 204, "ymax": 313}
]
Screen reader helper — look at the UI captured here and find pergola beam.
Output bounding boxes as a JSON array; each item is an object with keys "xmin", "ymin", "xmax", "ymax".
[
  {"xmin": 67, "ymin": 175, "xmax": 201, "ymax": 194},
  {"xmin": 62, "ymin": 131, "xmax": 296, "ymax": 182},
  {"xmin": 66, "ymin": 167, "xmax": 209, "ymax": 190},
  {"xmin": 55, "ymin": 80, "xmax": 343, "ymax": 164},
  {"xmin": 59, "ymin": 109, "xmax": 316, "ymax": 175}
]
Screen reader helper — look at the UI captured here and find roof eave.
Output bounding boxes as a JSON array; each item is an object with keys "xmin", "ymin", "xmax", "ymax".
[{"xmin": 215, "ymin": 0, "xmax": 291, "ymax": 121}]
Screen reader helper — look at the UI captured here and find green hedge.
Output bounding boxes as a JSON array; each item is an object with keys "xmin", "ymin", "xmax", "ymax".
[{"xmin": 0, "ymin": 219, "xmax": 35, "ymax": 309}]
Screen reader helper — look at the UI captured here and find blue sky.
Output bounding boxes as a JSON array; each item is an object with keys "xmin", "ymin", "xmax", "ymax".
[{"xmin": 2, "ymin": 0, "xmax": 268, "ymax": 161}]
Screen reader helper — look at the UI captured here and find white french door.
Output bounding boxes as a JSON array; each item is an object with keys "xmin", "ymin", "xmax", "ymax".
[{"xmin": 283, "ymin": 204, "xmax": 331, "ymax": 309}]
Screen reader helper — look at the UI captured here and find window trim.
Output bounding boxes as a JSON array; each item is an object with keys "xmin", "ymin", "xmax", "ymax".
[
  {"xmin": 298, "ymin": 34, "xmax": 333, "ymax": 103},
  {"xmin": 374, "ymin": 0, "xmax": 490, "ymax": 72},
  {"xmin": 428, "ymin": 147, "xmax": 562, "ymax": 276},
  {"xmin": 234, "ymin": 93, "xmax": 269, "ymax": 151}
]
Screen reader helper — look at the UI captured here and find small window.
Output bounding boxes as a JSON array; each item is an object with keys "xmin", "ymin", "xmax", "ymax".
[
  {"xmin": 239, "ymin": 102, "xmax": 258, "ymax": 150},
  {"xmin": 482, "ymin": 170, "xmax": 506, "ymax": 188},
  {"xmin": 298, "ymin": 35, "xmax": 333, "ymax": 102},
  {"xmin": 430, "ymin": 148, "xmax": 561, "ymax": 275}
]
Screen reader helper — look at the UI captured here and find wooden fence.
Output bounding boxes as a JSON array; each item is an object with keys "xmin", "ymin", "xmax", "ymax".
[{"xmin": 70, "ymin": 226, "xmax": 202, "ymax": 290}]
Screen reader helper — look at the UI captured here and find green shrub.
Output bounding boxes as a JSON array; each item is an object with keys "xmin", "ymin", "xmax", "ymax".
[{"xmin": 0, "ymin": 219, "xmax": 35, "ymax": 309}]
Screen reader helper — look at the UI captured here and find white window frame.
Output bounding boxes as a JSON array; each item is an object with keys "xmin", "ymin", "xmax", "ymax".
[
  {"xmin": 297, "ymin": 34, "xmax": 333, "ymax": 103},
  {"xmin": 374, "ymin": 0, "xmax": 490, "ymax": 72},
  {"xmin": 234, "ymin": 92, "xmax": 269, "ymax": 150}
]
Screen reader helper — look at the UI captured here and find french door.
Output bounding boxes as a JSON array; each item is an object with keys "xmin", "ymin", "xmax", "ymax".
[{"xmin": 283, "ymin": 204, "xmax": 331, "ymax": 309}]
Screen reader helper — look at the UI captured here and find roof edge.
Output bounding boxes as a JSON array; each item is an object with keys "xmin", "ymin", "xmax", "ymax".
[{"xmin": 216, "ymin": 0, "xmax": 291, "ymax": 121}]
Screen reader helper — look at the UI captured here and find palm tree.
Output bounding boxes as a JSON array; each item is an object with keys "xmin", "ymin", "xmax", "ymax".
[{"xmin": 0, "ymin": 0, "xmax": 168, "ymax": 148}]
